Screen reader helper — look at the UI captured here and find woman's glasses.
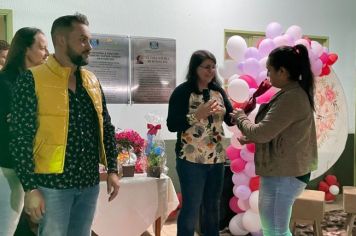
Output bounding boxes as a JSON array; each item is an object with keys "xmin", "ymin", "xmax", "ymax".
[{"xmin": 199, "ymin": 65, "xmax": 217, "ymax": 70}]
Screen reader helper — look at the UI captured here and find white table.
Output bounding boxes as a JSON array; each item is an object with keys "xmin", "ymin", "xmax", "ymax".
[{"xmin": 92, "ymin": 174, "xmax": 179, "ymax": 236}]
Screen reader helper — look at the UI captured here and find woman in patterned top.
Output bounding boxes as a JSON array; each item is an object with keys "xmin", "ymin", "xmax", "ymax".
[
  {"xmin": 167, "ymin": 50, "xmax": 234, "ymax": 236},
  {"xmin": 0, "ymin": 27, "xmax": 49, "ymax": 236}
]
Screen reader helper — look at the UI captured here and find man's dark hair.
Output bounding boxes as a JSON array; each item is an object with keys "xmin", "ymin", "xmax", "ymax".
[
  {"xmin": 0, "ymin": 39, "xmax": 10, "ymax": 51},
  {"xmin": 51, "ymin": 13, "xmax": 89, "ymax": 45}
]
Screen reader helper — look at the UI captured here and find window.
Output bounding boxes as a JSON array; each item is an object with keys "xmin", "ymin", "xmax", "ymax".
[{"xmin": 0, "ymin": 9, "xmax": 13, "ymax": 42}]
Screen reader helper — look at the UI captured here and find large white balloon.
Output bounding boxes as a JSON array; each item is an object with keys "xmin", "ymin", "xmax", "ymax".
[
  {"xmin": 229, "ymin": 214, "xmax": 249, "ymax": 236},
  {"xmin": 242, "ymin": 209, "xmax": 262, "ymax": 232},
  {"xmin": 249, "ymin": 190, "xmax": 259, "ymax": 213},
  {"xmin": 226, "ymin": 35, "xmax": 248, "ymax": 62},
  {"xmin": 227, "ymin": 79, "xmax": 249, "ymax": 103}
]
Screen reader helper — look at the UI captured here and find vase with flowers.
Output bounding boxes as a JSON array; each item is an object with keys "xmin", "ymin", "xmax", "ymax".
[{"xmin": 115, "ymin": 129, "xmax": 144, "ymax": 177}]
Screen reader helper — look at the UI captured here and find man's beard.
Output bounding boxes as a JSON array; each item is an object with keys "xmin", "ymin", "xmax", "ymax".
[{"xmin": 67, "ymin": 45, "xmax": 89, "ymax": 66}]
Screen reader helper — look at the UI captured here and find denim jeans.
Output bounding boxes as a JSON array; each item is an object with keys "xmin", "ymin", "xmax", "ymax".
[
  {"xmin": 176, "ymin": 158, "xmax": 224, "ymax": 236},
  {"xmin": 37, "ymin": 184, "xmax": 99, "ymax": 236},
  {"xmin": 0, "ymin": 167, "xmax": 24, "ymax": 236},
  {"xmin": 259, "ymin": 176, "xmax": 307, "ymax": 236}
]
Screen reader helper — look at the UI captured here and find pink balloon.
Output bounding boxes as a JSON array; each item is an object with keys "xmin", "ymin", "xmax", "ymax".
[
  {"xmin": 283, "ymin": 34, "xmax": 294, "ymax": 46},
  {"xmin": 237, "ymin": 62, "xmax": 244, "ymax": 75},
  {"xmin": 229, "ymin": 196, "xmax": 244, "ymax": 213},
  {"xmin": 246, "ymin": 143, "xmax": 256, "ymax": 153},
  {"xmin": 285, "ymin": 25, "xmax": 302, "ymax": 41},
  {"xmin": 238, "ymin": 198, "xmax": 250, "ymax": 211},
  {"xmin": 239, "ymin": 75, "xmax": 258, "ymax": 89},
  {"xmin": 244, "ymin": 162, "xmax": 256, "ymax": 177},
  {"xmin": 232, "ymin": 172, "xmax": 250, "ymax": 186},
  {"xmin": 311, "ymin": 59, "xmax": 322, "ymax": 77},
  {"xmin": 273, "ymin": 35, "xmax": 288, "ymax": 47},
  {"xmin": 256, "ymin": 70, "xmax": 267, "ymax": 85},
  {"xmin": 244, "ymin": 47, "xmax": 260, "ymax": 60},
  {"xmin": 240, "ymin": 147, "xmax": 254, "ymax": 162},
  {"xmin": 243, "ymin": 58, "xmax": 261, "ymax": 78},
  {"xmin": 258, "ymin": 38, "xmax": 275, "ymax": 57},
  {"xmin": 256, "ymin": 87, "xmax": 276, "ymax": 104},
  {"xmin": 226, "ymin": 145, "xmax": 241, "ymax": 161},
  {"xmin": 265, "ymin": 22, "xmax": 283, "ymax": 39},
  {"xmin": 231, "ymin": 158, "xmax": 247, "ymax": 174},
  {"xmin": 233, "ymin": 185, "xmax": 252, "ymax": 200}
]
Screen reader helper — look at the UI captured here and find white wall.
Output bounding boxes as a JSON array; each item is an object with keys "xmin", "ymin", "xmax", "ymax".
[{"xmin": 1, "ymin": 0, "xmax": 355, "ymax": 139}]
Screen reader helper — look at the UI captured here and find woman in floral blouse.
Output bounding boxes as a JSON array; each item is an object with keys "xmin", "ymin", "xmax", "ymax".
[{"xmin": 167, "ymin": 50, "xmax": 234, "ymax": 236}]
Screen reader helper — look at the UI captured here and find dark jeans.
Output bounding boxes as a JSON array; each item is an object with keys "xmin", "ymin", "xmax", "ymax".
[{"xmin": 176, "ymin": 158, "xmax": 224, "ymax": 236}]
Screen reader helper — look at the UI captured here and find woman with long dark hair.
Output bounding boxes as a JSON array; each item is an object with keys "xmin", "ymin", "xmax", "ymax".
[
  {"xmin": 231, "ymin": 44, "xmax": 317, "ymax": 236},
  {"xmin": 167, "ymin": 50, "xmax": 234, "ymax": 236},
  {"xmin": 0, "ymin": 27, "xmax": 48, "ymax": 235}
]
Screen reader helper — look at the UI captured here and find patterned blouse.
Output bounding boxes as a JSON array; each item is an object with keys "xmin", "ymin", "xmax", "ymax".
[
  {"xmin": 10, "ymin": 70, "xmax": 118, "ymax": 191},
  {"xmin": 167, "ymin": 81, "xmax": 234, "ymax": 164}
]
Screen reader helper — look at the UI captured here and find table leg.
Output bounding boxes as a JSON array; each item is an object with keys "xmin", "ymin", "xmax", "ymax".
[{"xmin": 154, "ymin": 217, "xmax": 161, "ymax": 236}]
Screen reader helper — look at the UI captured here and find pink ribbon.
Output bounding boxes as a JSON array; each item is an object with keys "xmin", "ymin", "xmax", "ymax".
[{"xmin": 147, "ymin": 124, "xmax": 161, "ymax": 135}]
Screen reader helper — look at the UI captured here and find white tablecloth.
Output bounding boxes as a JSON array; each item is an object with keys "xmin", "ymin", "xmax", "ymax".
[{"xmin": 92, "ymin": 174, "xmax": 179, "ymax": 236}]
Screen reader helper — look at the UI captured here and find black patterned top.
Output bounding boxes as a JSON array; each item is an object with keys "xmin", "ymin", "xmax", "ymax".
[
  {"xmin": 10, "ymin": 69, "xmax": 118, "ymax": 191},
  {"xmin": 167, "ymin": 81, "xmax": 234, "ymax": 164}
]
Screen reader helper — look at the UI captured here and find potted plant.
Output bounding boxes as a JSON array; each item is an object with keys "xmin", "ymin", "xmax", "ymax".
[
  {"xmin": 145, "ymin": 135, "xmax": 165, "ymax": 178},
  {"xmin": 115, "ymin": 129, "xmax": 144, "ymax": 177}
]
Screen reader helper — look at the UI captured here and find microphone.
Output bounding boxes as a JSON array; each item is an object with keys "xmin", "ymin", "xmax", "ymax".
[{"xmin": 202, "ymin": 89, "xmax": 213, "ymax": 125}]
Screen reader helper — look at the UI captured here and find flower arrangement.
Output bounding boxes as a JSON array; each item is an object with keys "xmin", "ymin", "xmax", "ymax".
[
  {"xmin": 115, "ymin": 129, "xmax": 144, "ymax": 165},
  {"xmin": 115, "ymin": 129, "xmax": 145, "ymax": 155}
]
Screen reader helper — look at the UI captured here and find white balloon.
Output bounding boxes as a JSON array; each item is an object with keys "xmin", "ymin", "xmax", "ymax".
[
  {"xmin": 242, "ymin": 209, "xmax": 262, "ymax": 233},
  {"xmin": 229, "ymin": 214, "xmax": 249, "ymax": 236},
  {"xmin": 218, "ymin": 60, "xmax": 238, "ymax": 80},
  {"xmin": 227, "ymin": 79, "xmax": 249, "ymax": 103},
  {"xmin": 238, "ymin": 198, "xmax": 251, "ymax": 211},
  {"xmin": 249, "ymin": 191, "xmax": 259, "ymax": 213},
  {"xmin": 227, "ymin": 74, "xmax": 240, "ymax": 84},
  {"xmin": 329, "ymin": 185, "xmax": 340, "ymax": 195},
  {"xmin": 226, "ymin": 35, "xmax": 248, "ymax": 62}
]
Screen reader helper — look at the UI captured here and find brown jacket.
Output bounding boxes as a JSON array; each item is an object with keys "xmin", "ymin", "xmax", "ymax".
[{"xmin": 236, "ymin": 82, "xmax": 318, "ymax": 176}]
